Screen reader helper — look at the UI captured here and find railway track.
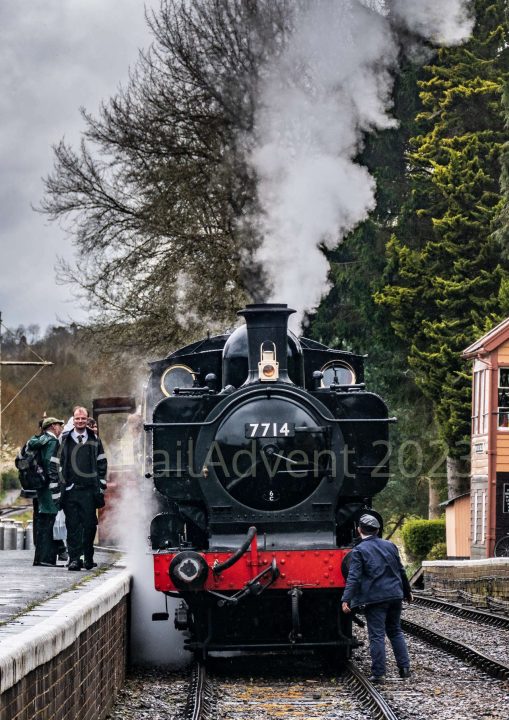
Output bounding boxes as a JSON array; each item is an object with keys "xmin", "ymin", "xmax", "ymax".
[
  {"xmin": 182, "ymin": 657, "xmax": 402, "ymax": 720},
  {"xmin": 0, "ymin": 504, "xmax": 31, "ymax": 518},
  {"xmin": 109, "ymin": 628, "xmax": 509, "ymax": 719},
  {"xmin": 180, "ymin": 597, "xmax": 509, "ymax": 720},
  {"xmin": 401, "ymin": 610, "xmax": 509, "ymax": 680},
  {"xmin": 412, "ymin": 591, "xmax": 509, "ymax": 628}
]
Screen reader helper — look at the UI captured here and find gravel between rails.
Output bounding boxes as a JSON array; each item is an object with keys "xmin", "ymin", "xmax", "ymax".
[
  {"xmin": 106, "ymin": 656, "xmax": 393, "ymax": 720},
  {"xmin": 213, "ymin": 675, "xmax": 367, "ymax": 719},
  {"xmin": 210, "ymin": 656, "xmax": 369, "ymax": 720}
]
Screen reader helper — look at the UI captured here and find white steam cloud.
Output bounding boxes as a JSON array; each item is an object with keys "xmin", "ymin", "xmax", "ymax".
[
  {"xmin": 391, "ymin": 0, "xmax": 475, "ymax": 45},
  {"xmin": 101, "ymin": 413, "xmax": 187, "ymax": 666},
  {"xmin": 251, "ymin": 0, "xmax": 474, "ymax": 327}
]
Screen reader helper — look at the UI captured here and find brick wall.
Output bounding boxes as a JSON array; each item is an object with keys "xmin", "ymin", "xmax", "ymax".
[
  {"xmin": 0, "ymin": 572, "xmax": 130, "ymax": 720},
  {"xmin": 422, "ymin": 558, "xmax": 509, "ymax": 598}
]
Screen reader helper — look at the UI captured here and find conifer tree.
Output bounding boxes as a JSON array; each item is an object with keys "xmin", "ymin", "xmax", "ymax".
[
  {"xmin": 376, "ymin": 0, "xmax": 509, "ymax": 498},
  {"xmin": 309, "ymin": 58, "xmax": 440, "ymax": 521}
]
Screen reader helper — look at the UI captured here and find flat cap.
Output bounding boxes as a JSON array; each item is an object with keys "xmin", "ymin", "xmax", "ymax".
[
  {"xmin": 41, "ymin": 417, "xmax": 65, "ymax": 430},
  {"xmin": 359, "ymin": 513, "xmax": 380, "ymax": 530}
]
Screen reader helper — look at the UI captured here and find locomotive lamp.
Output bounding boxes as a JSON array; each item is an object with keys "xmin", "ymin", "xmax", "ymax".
[
  {"xmin": 258, "ymin": 342, "xmax": 279, "ymax": 382},
  {"xmin": 169, "ymin": 551, "xmax": 209, "ymax": 590}
]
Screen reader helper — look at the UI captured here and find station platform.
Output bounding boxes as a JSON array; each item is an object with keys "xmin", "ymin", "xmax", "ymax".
[
  {"xmin": 0, "ymin": 549, "xmax": 121, "ymax": 624},
  {"xmin": 0, "ymin": 549, "xmax": 131, "ymax": 720}
]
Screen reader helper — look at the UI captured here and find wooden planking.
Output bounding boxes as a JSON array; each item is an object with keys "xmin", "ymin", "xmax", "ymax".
[
  {"xmin": 495, "ymin": 431, "xmax": 509, "ymax": 470},
  {"xmin": 497, "ymin": 435, "xmax": 509, "ymax": 458},
  {"xmin": 498, "ymin": 341, "xmax": 509, "ymax": 363},
  {"xmin": 454, "ymin": 497, "xmax": 471, "ymax": 557}
]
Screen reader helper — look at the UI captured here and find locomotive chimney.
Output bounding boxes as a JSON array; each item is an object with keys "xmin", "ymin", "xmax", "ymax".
[{"xmin": 238, "ymin": 303, "xmax": 295, "ymax": 385}]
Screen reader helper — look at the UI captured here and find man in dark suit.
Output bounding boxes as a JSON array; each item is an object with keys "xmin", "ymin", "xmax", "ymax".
[{"xmin": 52, "ymin": 406, "xmax": 107, "ymax": 571}]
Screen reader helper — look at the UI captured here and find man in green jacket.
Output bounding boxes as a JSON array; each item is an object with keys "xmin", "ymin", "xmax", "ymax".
[{"xmin": 28, "ymin": 417, "xmax": 64, "ymax": 566}]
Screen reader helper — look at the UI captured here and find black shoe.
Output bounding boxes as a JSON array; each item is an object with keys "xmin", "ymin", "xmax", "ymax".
[
  {"xmin": 369, "ymin": 675, "xmax": 385, "ymax": 685},
  {"xmin": 398, "ymin": 667, "xmax": 411, "ymax": 679},
  {"xmin": 84, "ymin": 561, "xmax": 98, "ymax": 570},
  {"xmin": 68, "ymin": 560, "xmax": 82, "ymax": 571}
]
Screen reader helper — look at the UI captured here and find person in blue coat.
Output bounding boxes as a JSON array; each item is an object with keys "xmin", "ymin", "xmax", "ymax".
[{"xmin": 342, "ymin": 514, "xmax": 412, "ymax": 683}]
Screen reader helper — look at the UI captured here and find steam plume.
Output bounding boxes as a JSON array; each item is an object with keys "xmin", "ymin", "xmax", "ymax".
[
  {"xmin": 391, "ymin": 0, "xmax": 474, "ymax": 45},
  {"xmin": 102, "ymin": 412, "xmax": 187, "ymax": 666},
  {"xmin": 250, "ymin": 0, "xmax": 474, "ymax": 327}
]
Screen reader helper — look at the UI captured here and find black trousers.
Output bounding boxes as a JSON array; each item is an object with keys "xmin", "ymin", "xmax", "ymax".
[
  {"xmin": 32, "ymin": 497, "xmax": 39, "ymax": 547},
  {"xmin": 62, "ymin": 488, "xmax": 98, "ymax": 564},
  {"xmin": 33, "ymin": 512, "xmax": 56, "ymax": 565}
]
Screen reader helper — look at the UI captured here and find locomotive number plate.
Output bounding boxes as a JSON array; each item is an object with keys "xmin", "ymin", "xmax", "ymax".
[{"xmin": 245, "ymin": 422, "xmax": 295, "ymax": 438}]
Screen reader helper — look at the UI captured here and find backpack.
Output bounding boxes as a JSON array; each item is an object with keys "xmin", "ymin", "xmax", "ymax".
[{"xmin": 15, "ymin": 443, "xmax": 46, "ymax": 491}]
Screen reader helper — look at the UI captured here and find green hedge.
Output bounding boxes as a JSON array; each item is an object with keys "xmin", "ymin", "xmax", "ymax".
[
  {"xmin": 427, "ymin": 542, "xmax": 447, "ymax": 560},
  {"xmin": 401, "ymin": 518, "xmax": 446, "ymax": 561}
]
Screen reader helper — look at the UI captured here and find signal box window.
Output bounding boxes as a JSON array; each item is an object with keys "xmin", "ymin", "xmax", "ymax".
[
  {"xmin": 473, "ymin": 369, "xmax": 488, "ymax": 435},
  {"xmin": 498, "ymin": 368, "xmax": 509, "ymax": 429}
]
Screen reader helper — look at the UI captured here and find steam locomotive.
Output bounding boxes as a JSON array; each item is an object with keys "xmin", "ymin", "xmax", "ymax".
[{"xmin": 145, "ymin": 304, "xmax": 393, "ymax": 661}]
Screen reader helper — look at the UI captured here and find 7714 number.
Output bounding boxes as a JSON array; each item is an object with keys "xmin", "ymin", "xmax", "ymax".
[{"xmin": 245, "ymin": 422, "xmax": 295, "ymax": 438}]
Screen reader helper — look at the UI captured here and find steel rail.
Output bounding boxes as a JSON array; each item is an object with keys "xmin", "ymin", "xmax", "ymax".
[
  {"xmin": 412, "ymin": 592, "xmax": 509, "ymax": 629},
  {"xmin": 401, "ymin": 618, "xmax": 509, "ymax": 680},
  {"xmin": 183, "ymin": 662, "xmax": 216, "ymax": 720},
  {"xmin": 345, "ymin": 662, "xmax": 401, "ymax": 720},
  {"xmin": 183, "ymin": 662, "xmax": 207, "ymax": 720},
  {"xmin": 0, "ymin": 504, "xmax": 32, "ymax": 517}
]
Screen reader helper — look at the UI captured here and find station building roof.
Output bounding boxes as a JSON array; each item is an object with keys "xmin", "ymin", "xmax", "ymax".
[{"xmin": 462, "ymin": 316, "xmax": 509, "ymax": 359}]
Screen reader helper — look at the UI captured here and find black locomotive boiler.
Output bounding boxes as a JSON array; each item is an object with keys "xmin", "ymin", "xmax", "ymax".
[{"xmin": 145, "ymin": 303, "xmax": 393, "ymax": 661}]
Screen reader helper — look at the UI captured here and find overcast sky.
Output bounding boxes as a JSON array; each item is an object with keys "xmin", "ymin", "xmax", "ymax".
[{"xmin": 0, "ymin": 0, "xmax": 158, "ymax": 333}]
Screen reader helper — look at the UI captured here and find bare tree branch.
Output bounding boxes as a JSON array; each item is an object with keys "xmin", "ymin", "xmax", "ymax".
[{"xmin": 39, "ymin": 0, "xmax": 292, "ymax": 352}]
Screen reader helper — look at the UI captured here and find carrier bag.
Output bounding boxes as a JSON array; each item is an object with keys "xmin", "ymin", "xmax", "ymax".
[{"xmin": 53, "ymin": 510, "xmax": 67, "ymax": 541}]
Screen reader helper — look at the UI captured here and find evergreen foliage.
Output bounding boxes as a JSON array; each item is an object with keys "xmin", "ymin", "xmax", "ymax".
[
  {"xmin": 427, "ymin": 541, "xmax": 448, "ymax": 560},
  {"xmin": 376, "ymin": 0, "xmax": 509, "ymax": 496},
  {"xmin": 494, "ymin": 35, "xmax": 509, "ymax": 252},
  {"xmin": 310, "ymin": 58, "xmax": 444, "ymax": 520}
]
